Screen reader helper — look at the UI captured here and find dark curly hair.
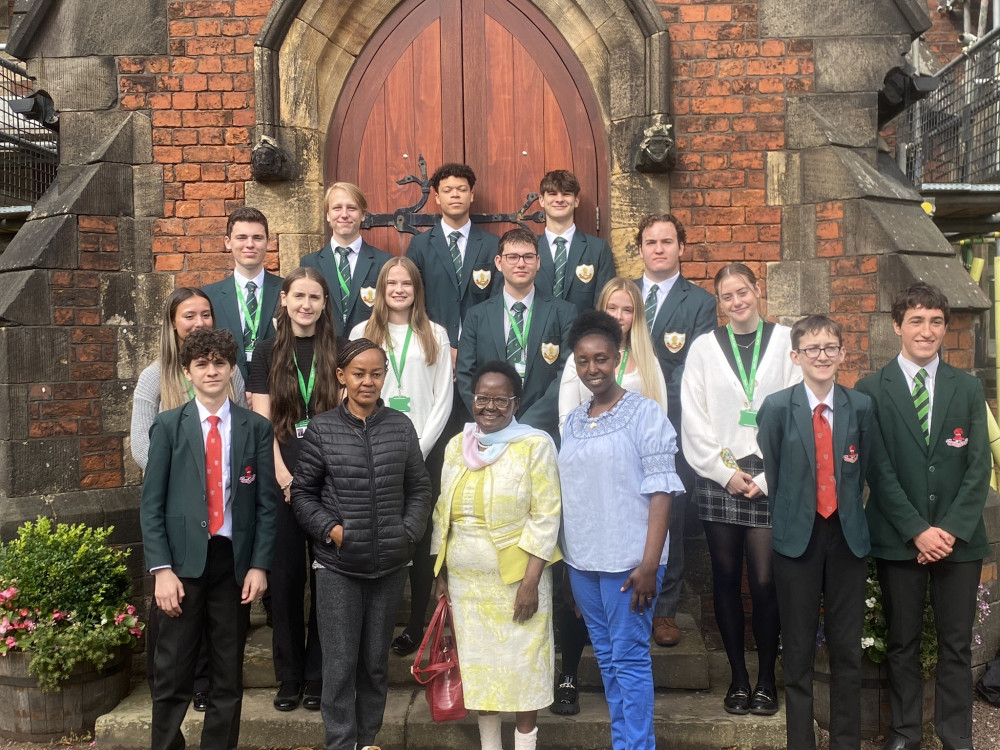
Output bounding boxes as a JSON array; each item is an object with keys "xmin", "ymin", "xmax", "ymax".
[
  {"xmin": 181, "ymin": 327, "xmax": 238, "ymax": 367},
  {"xmin": 568, "ymin": 309, "xmax": 622, "ymax": 353},
  {"xmin": 430, "ymin": 163, "xmax": 477, "ymax": 191}
]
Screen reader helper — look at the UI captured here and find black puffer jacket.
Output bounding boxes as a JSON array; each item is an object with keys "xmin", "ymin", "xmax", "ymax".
[{"xmin": 291, "ymin": 401, "xmax": 431, "ymax": 578}]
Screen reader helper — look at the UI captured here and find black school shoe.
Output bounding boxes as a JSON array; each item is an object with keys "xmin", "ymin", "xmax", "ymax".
[
  {"xmin": 390, "ymin": 631, "xmax": 419, "ymax": 657},
  {"xmin": 723, "ymin": 684, "xmax": 751, "ymax": 715},
  {"xmin": 192, "ymin": 691, "xmax": 209, "ymax": 712},
  {"xmin": 273, "ymin": 681, "xmax": 303, "ymax": 711},
  {"xmin": 749, "ymin": 685, "xmax": 779, "ymax": 715},
  {"xmin": 549, "ymin": 673, "xmax": 580, "ymax": 715},
  {"xmin": 302, "ymin": 680, "xmax": 322, "ymax": 710}
]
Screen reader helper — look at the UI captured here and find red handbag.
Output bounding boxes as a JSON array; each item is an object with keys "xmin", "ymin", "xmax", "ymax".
[{"xmin": 411, "ymin": 596, "xmax": 468, "ymax": 722}]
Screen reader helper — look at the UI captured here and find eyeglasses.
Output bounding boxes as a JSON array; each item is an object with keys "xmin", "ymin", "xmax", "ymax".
[
  {"xmin": 796, "ymin": 345, "xmax": 843, "ymax": 359},
  {"xmin": 472, "ymin": 394, "xmax": 516, "ymax": 409},
  {"xmin": 500, "ymin": 252, "xmax": 538, "ymax": 264}
]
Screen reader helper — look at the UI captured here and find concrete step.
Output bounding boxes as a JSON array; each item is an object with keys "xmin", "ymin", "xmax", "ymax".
[
  {"xmin": 242, "ymin": 612, "xmax": 710, "ymax": 691},
  {"xmin": 95, "ymin": 682, "xmax": 790, "ymax": 750}
]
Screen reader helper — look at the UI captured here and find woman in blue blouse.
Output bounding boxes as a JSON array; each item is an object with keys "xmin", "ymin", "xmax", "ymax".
[{"xmin": 558, "ymin": 310, "xmax": 684, "ymax": 750}]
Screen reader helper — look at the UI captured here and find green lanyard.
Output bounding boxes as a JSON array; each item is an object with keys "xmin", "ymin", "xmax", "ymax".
[
  {"xmin": 293, "ymin": 351, "xmax": 316, "ymax": 413},
  {"xmin": 184, "ymin": 375, "xmax": 195, "ymax": 400},
  {"xmin": 505, "ymin": 303, "xmax": 533, "ymax": 351},
  {"xmin": 616, "ymin": 348, "xmax": 630, "ymax": 386},
  {"xmin": 234, "ymin": 279, "xmax": 262, "ymax": 344},
  {"xmin": 334, "ymin": 260, "xmax": 351, "ymax": 299},
  {"xmin": 387, "ymin": 326, "xmax": 412, "ymax": 390},
  {"xmin": 727, "ymin": 320, "xmax": 763, "ymax": 403}
]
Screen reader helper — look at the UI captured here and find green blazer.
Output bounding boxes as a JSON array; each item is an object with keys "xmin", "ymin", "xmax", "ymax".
[
  {"xmin": 140, "ymin": 399, "xmax": 278, "ymax": 581},
  {"xmin": 299, "ymin": 240, "xmax": 393, "ymax": 337},
  {"xmin": 636, "ymin": 275, "xmax": 717, "ymax": 429},
  {"xmin": 757, "ymin": 383, "xmax": 874, "ymax": 559},
  {"xmin": 405, "ymin": 223, "xmax": 500, "ymax": 348},
  {"xmin": 456, "ymin": 286, "xmax": 576, "ymax": 440},
  {"xmin": 536, "ymin": 231, "xmax": 616, "ymax": 312},
  {"xmin": 202, "ymin": 271, "xmax": 282, "ymax": 381},
  {"xmin": 856, "ymin": 359, "xmax": 990, "ymax": 562}
]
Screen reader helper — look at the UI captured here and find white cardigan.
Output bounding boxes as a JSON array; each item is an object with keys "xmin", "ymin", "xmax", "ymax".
[
  {"xmin": 349, "ymin": 320, "xmax": 453, "ymax": 459},
  {"xmin": 680, "ymin": 325, "xmax": 801, "ymax": 495}
]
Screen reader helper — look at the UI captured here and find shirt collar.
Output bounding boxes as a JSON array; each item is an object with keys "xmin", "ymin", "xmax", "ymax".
[
  {"xmin": 897, "ymin": 352, "xmax": 940, "ymax": 382},
  {"xmin": 233, "ymin": 267, "xmax": 265, "ymax": 290},
  {"xmin": 544, "ymin": 225, "xmax": 576, "ymax": 247},
  {"xmin": 804, "ymin": 383, "xmax": 836, "ymax": 414},
  {"xmin": 643, "ymin": 272, "xmax": 679, "ymax": 295},
  {"xmin": 440, "ymin": 219, "xmax": 471, "ymax": 240},
  {"xmin": 503, "ymin": 287, "xmax": 536, "ymax": 311},
  {"xmin": 329, "ymin": 236, "xmax": 362, "ymax": 254},
  {"xmin": 195, "ymin": 397, "xmax": 231, "ymax": 425}
]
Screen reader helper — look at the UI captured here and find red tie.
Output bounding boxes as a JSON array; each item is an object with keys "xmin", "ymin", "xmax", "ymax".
[
  {"xmin": 206, "ymin": 415, "xmax": 224, "ymax": 535},
  {"xmin": 813, "ymin": 404, "xmax": 836, "ymax": 518}
]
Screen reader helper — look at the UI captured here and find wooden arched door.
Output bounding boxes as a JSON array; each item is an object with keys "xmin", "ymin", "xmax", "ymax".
[{"xmin": 326, "ymin": 0, "xmax": 608, "ymax": 255}]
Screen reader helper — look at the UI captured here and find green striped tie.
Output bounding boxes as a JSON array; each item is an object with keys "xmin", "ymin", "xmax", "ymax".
[
  {"xmin": 448, "ymin": 230, "xmax": 463, "ymax": 283},
  {"xmin": 552, "ymin": 237, "xmax": 568, "ymax": 297},
  {"xmin": 644, "ymin": 284, "xmax": 659, "ymax": 330},
  {"xmin": 912, "ymin": 368, "xmax": 930, "ymax": 445},
  {"xmin": 506, "ymin": 301, "xmax": 526, "ymax": 366},
  {"xmin": 335, "ymin": 247, "xmax": 351, "ymax": 322}
]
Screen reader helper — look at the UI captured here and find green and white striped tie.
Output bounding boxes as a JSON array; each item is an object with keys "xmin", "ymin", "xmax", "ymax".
[
  {"xmin": 644, "ymin": 284, "xmax": 659, "ymax": 330},
  {"xmin": 552, "ymin": 236, "xmax": 568, "ymax": 297},
  {"xmin": 912, "ymin": 368, "xmax": 930, "ymax": 446}
]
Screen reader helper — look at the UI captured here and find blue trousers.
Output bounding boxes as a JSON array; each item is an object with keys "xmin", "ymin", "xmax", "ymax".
[{"xmin": 568, "ymin": 565, "xmax": 665, "ymax": 750}]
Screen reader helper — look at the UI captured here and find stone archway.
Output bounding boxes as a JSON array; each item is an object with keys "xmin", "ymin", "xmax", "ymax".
[{"xmin": 247, "ymin": 0, "xmax": 675, "ymax": 276}]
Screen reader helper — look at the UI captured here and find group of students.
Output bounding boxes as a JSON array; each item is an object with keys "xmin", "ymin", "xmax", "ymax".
[{"xmin": 133, "ymin": 162, "xmax": 989, "ymax": 750}]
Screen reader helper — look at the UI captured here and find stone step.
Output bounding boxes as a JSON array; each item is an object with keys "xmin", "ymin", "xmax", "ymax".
[
  {"xmin": 96, "ymin": 682, "xmax": 791, "ymax": 750},
  {"xmin": 242, "ymin": 612, "xmax": 710, "ymax": 691}
]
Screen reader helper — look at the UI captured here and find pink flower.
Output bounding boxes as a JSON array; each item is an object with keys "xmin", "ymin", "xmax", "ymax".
[
  {"xmin": 129, "ymin": 627, "xmax": 143, "ymax": 638},
  {"xmin": 51, "ymin": 610, "xmax": 66, "ymax": 622},
  {"xmin": 114, "ymin": 614, "xmax": 126, "ymax": 626},
  {"xmin": 126, "ymin": 604, "xmax": 136, "ymax": 616},
  {"xmin": 18, "ymin": 609, "xmax": 28, "ymax": 618},
  {"xmin": 4, "ymin": 636, "xmax": 14, "ymax": 648}
]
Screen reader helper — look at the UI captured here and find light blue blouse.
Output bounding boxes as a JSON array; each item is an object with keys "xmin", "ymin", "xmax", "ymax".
[{"xmin": 558, "ymin": 390, "xmax": 685, "ymax": 572}]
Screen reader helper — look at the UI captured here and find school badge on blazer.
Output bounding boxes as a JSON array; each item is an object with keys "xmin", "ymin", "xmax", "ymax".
[
  {"xmin": 540, "ymin": 342, "xmax": 560, "ymax": 365},
  {"xmin": 360, "ymin": 287, "xmax": 376, "ymax": 307},
  {"xmin": 575, "ymin": 264, "xmax": 595, "ymax": 284},
  {"xmin": 663, "ymin": 332, "xmax": 686, "ymax": 353},
  {"xmin": 946, "ymin": 428, "xmax": 969, "ymax": 447},
  {"xmin": 472, "ymin": 268, "xmax": 492, "ymax": 289}
]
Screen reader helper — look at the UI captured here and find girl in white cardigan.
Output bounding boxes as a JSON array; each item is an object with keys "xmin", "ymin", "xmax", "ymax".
[
  {"xmin": 681, "ymin": 263, "xmax": 801, "ymax": 717},
  {"xmin": 350, "ymin": 256, "xmax": 453, "ymax": 654}
]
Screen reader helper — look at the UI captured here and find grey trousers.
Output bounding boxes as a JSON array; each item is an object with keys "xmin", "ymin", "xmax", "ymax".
[{"xmin": 315, "ymin": 565, "xmax": 408, "ymax": 750}]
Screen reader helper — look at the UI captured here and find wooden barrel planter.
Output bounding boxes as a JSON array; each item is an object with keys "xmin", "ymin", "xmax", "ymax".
[
  {"xmin": 0, "ymin": 647, "xmax": 132, "ymax": 742},
  {"xmin": 813, "ymin": 648, "xmax": 933, "ymax": 739}
]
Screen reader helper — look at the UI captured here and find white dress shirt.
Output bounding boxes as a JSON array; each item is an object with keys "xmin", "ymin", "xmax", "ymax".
[
  {"xmin": 897, "ymin": 353, "xmax": 939, "ymax": 434},
  {"xmin": 440, "ymin": 219, "xmax": 472, "ymax": 264},
  {"xmin": 544, "ymin": 225, "xmax": 577, "ymax": 261},
  {"xmin": 232, "ymin": 267, "xmax": 265, "ymax": 331},
  {"xmin": 642, "ymin": 272, "xmax": 680, "ymax": 323},
  {"xmin": 329, "ymin": 236, "xmax": 364, "ymax": 276}
]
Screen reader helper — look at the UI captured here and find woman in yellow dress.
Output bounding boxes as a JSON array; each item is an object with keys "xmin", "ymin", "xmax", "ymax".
[{"xmin": 431, "ymin": 360, "xmax": 561, "ymax": 750}]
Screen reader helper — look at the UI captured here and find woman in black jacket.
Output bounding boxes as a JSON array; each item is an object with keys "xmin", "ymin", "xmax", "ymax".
[{"xmin": 291, "ymin": 338, "xmax": 432, "ymax": 750}]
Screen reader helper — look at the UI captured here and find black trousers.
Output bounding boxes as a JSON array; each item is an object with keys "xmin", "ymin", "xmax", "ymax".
[
  {"xmin": 876, "ymin": 556, "xmax": 982, "ymax": 750},
  {"xmin": 150, "ymin": 537, "xmax": 251, "ymax": 750},
  {"xmin": 774, "ymin": 514, "xmax": 866, "ymax": 750},
  {"xmin": 270, "ymin": 497, "xmax": 322, "ymax": 683}
]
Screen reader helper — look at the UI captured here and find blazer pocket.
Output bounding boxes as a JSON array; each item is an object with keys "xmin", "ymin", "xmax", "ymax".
[{"xmin": 166, "ymin": 514, "xmax": 186, "ymax": 567}]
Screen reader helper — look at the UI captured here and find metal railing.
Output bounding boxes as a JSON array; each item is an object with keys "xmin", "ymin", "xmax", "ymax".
[
  {"xmin": 895, "ymin": 26, "xmax": 1000, "ymax": 189},
  {"xmin": 0, "ymin": 51, "xmax": 57, "ymax": 214}
]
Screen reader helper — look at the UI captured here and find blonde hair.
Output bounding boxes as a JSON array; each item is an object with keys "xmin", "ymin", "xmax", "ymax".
[
  {"xmin": 596, "ymin": 278, "xmax": 667, "ymax": 411},
  {"xmin": 363, "ymin": 256, "xmax": 439, "ymax": 365},
  {"xmin": 324, "ymin": 181, "xmax": 368, "ymax": 215},
  {"xmin": 157, "ymin": 288, "xmax": 235, "ymax": 410}
]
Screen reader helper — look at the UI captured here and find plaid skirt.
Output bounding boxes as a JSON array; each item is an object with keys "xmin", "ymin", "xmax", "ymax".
[{"xmin": 696, "ymin": 454, "xmax": 771, "ymax": 528}]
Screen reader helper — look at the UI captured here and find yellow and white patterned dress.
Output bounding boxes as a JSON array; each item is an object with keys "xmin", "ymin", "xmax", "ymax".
[{"xmin": 431, "ymin": 434, "xmax": 561, "ymax": 712}]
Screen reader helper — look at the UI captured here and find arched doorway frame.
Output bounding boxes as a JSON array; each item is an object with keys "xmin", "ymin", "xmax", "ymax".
[{"xmin": 248, "ymin": 0, "xmax": 674, "ymax": 275}]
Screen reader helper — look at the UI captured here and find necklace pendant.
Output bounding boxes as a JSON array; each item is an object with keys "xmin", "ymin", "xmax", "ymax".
[{"xmin": 588, "ymin": 419, "xmax": 597, "ymax": 430}]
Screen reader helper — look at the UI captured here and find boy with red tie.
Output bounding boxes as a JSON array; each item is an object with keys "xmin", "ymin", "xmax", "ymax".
[
  {"xmin": 757, "ymin": 315, "xmax": 876, "ymax": 750},
  {"xmin": 141, "ymin": 327, "xmax": 277, "ymax": 750}
]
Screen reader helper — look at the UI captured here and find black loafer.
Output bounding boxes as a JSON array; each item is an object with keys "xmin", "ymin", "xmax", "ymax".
[
  {"xmin": 302, "ymin": 680, "xmax": 321, "ymax": 710},
  {"xmin": 390, "ymin": 631, "xmax": 419, "ymax": 657},
  {"xmin": 723, "ymin": 684, "xmax": 751, "ymax": 715},
  {"xmin": 549, "ymin": 673, "xmax": 580, "ymax": 715},
  {"xmin": 749, "ymin": 685, "xmax": 779, "ymax": 715},
  {"xmin": 273, "ymin": 681, "xmax": 302, "ymax": 711},
  {"xmin": 192, "ymin": 691, "xmax": 209, "ymax": 712}
]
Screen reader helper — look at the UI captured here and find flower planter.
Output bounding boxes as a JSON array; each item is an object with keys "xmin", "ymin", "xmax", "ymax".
[
  {"xmin": 0, "ymin": 646, "xmax": 131, "ymax": 742},
  {"xmin": 812, "ymin": 648, "xmax": 933, "ymax": 739}
]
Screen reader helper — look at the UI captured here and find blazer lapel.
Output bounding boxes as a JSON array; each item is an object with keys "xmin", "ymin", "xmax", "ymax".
[
  {"xmin": 536, "ymin": 234, "xmax": 555, "ymax": 291},
  {"xmin": 217, "ymin": 279, "xmax": 242, "ymax": 336},
  {"xmin": 228, "ymin": 405, "xmax": 249, "ymax": 501},
  {"xmin": 884, "ymin": 360, "xmax": 929, "ymax": 453},
  {"xmin": 460, "ymin": 227, "xmax": 488, "ymax": 295},
  {"xmin": 833, "ymin": 384, "xmax": 851, "ymax": 486},
  {"xmin": 346, "ymin": 243, "xmax": 376, "ymax": 318},
  {"xmin": 317, "ymin": 246, "xmax": 344, "ymax": 320},
  {"xmin": 563, "ymin": 232, "xmax": 588, "ymax": 292},
  {"xmin": 431, "ymin": 225, "xmax": 462, "ymax": 293},
  {"xmin": 181, "ymin": 402, "xmax": 207, "ymax": 489},
  {"xmin": 652, "ymin": 276, "xmax": 688, "ymax": 339},
  {"xmin": 260, "ymin": 272, "xmax": 282, "ymax": 338},
  {"xmin": 489, "ymin": 295, "xmax": 508, "ymax": 360},
  {"xmin": 928, "ymin": 364, "xmax": 956, "ymax": 450},
  {"xmin": 791, "ymin": 384, "xmax": 817, "ymax": 475}
]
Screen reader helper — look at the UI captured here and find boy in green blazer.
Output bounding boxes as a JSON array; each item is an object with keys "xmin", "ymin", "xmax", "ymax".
[
  {"xmin": 856, "ymin": 284, "xmax": 989, "ymax": 750},
  {"xmin": 758, "ymin": 315, "xmax": 875, "ymax": 750},
  {"xmin": 141, "ymin": 327, "xmax": 278, "ymax": 750}
]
